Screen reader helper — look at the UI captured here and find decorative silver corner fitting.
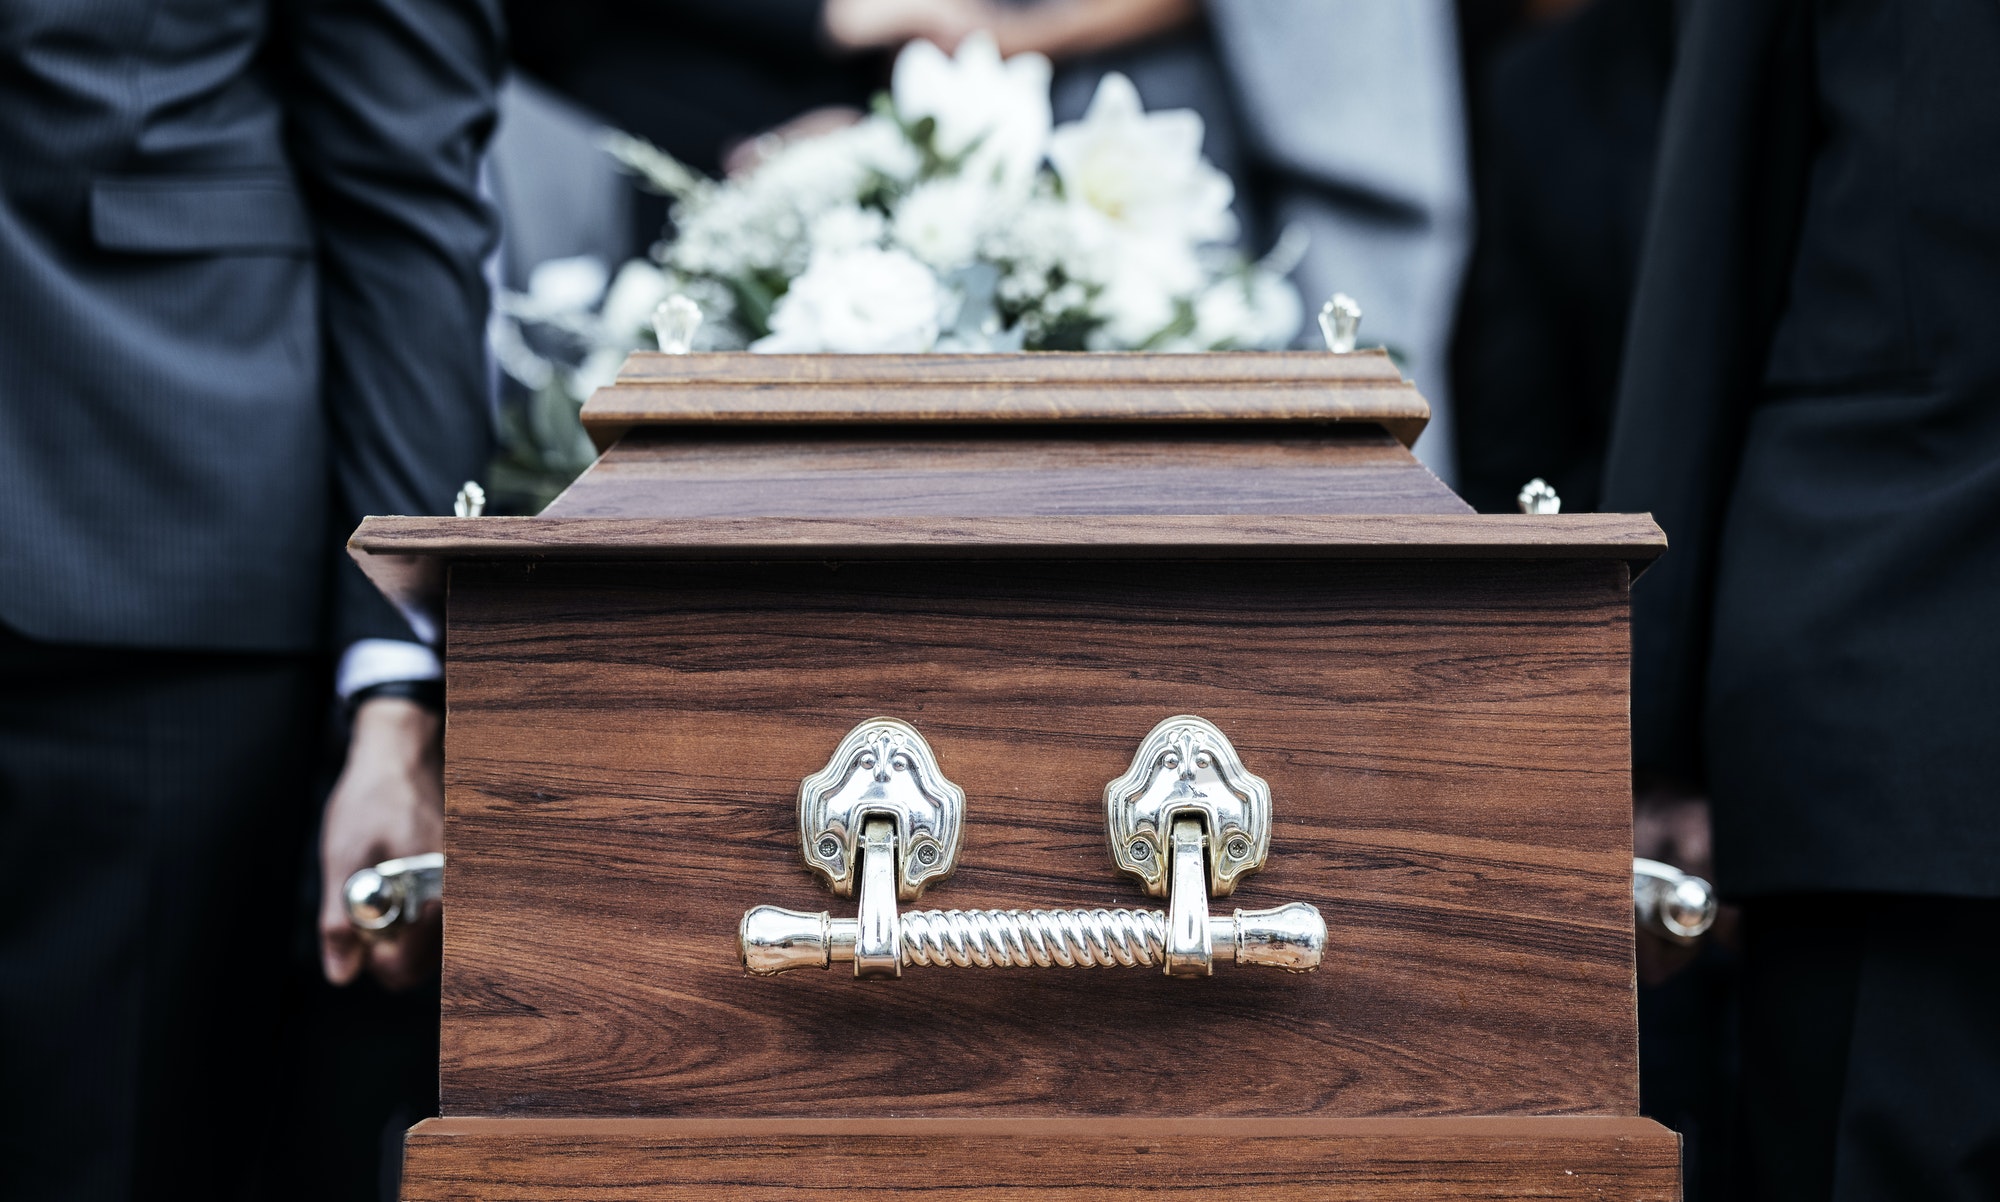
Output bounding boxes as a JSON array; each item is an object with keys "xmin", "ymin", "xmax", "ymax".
[
  {"xmin": 741, "ymin": 716, "xmax": 1327, "ymax": 980},
  {"xmin": 1318, "ymin": 293, "xmax": 1361, "ymax": 353},
  {"xmin": 1516, "ymin": 478, "xmax": 1561, "ymax": 515},
  {"xmin": 652, "ymin": 294, "xmax": 702, "ymax": 354}
]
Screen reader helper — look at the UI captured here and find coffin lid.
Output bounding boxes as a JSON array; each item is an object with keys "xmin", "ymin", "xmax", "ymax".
[
  {"xmin": 579, "ymin": 350, "xmax": 1431, "ymax": 452},
  {"xmin": 350, "ymin": 351, "xmax": 1664, "ymax": 618}
]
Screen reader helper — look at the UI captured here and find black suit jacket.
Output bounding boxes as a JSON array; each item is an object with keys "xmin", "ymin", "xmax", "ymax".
[
  {"xmin": 508, "ymin": 0, "xmax": 869, "ymax": 180},
  {"xmin": 0, "ymin": 0, "xmax": 501, "ymax": 653},
  {"xmin": 1451, "ymin": 0, "xmax": 1674, "ymax": 516},
  {"xmin": 1603, "ymin": 0, "xmax": 2000, "ymax": 897}
]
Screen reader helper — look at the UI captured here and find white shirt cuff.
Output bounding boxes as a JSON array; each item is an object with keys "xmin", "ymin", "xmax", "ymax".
[{"xmin": 336, "ymin": 638, "xmax": 443, "ymax": 700}]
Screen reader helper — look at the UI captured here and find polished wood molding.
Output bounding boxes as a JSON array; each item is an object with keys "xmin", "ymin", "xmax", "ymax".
[
  {"xmin": 582, "ymin": 350, "xmax": 1430, "ymax": 450},
  {"xmin": 608, "ymin": 351, "xmax": 1410, "ymax": 385},
  {"xmin": 543, "ymin": 426, "xmax": 1471, "ymax": 520},
  {"xmin": 352, "ymin": 513, "xmax": 1664, "ymax": 557},
  {"xmin": 402, "ymin": 1115, "xmax": 1682, "ymax": 1200},
  {"xmin": 350, "ymin": 513, "xmax": 1665, "ymax": 619}
]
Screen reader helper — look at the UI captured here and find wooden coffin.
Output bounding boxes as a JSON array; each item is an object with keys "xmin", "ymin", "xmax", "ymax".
[{"xmin": 352, "ymin": 351, "xmax": 1677, "ymax": 1200}]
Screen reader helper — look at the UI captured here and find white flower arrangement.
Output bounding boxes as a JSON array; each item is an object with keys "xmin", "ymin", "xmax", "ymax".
[{"xmin": 491, "ymin": 33, "xmax": 1305, "ymax": 508}]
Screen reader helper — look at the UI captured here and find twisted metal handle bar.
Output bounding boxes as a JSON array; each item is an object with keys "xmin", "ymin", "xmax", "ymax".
[
  {"xmin": 903, "ymin": 907, "xmax": 1166, "ymax": 968},
  {"xmin": 741, "ymin": 900, "xmax": 1323, "ymax": 975}
]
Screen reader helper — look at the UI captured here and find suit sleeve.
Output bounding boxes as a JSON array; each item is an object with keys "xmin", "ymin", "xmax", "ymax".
[
  {"xmin": 1600, "ymin": 0, "xmax": 1814, "ymax": 787},
  {"xmin": 278, "ymin": 0, "xmax": 504, "ymax": 649},
  {"xmin": 1450, "ymin": 114, "xmax": 1583, "ymax": 515}
]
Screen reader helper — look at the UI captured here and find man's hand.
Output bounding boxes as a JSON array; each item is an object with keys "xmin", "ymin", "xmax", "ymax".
[
  {"xmin": 822, "ymin": 0, "xmax": 984, "ymax": 53},
  {"xmin": 319, "ymin": 697, "xmax": 444, "ymax": 989},
  {"xmin": 1635, "ymin": 787, "xmax": 1714, "ymax": 883}
]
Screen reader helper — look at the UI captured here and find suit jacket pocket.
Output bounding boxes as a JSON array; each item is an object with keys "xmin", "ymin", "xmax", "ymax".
[{"xmin": 90, "ymin": 176, "xmax": 312, "ymax": 255}]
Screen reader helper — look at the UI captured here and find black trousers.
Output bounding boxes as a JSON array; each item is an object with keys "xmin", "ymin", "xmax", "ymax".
[
  {"xmin": 0, "ymin": 624, "xmax": 325, "ymax": 1201},
  {"xmin": 1738, "ymin": 895, "xmax": 2000, "ymax": 1202}
]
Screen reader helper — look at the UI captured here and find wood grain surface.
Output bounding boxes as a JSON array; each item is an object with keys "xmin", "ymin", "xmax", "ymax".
[
  {"xmin": 542, "ymin": 427, "xmax": 1470, "ymax": 519},
  {"xmin": 582, "ymin": 351, "xmax": 1430, "ymax": 450},
  {"xmin": 440, "ymin": 557, "xmax": 1638, "ymax": 1120},
  {"xmin": 401, "ymin": 1116, "xmax": 1682, "ymax": 1200}
]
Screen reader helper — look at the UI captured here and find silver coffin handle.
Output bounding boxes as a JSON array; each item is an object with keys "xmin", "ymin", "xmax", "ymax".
[
  {"xmin": 742, "ymin": 717, "xmax": 1327, "ymax": 980},
  {"xmin": 1633, "ymin": 856, "xmax": 1718, "ymax": 942},
  {"xmin": 344, "ymin": 851, "xmax": 445, "ymax": 932},
  {"xmin": 742, "ymin": 814, "xmax": 1325, "ymax": 978}
]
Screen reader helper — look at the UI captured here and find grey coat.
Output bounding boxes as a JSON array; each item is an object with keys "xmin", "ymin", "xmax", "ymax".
[{"xmin": 1206, "ymin": 0, "xmax": 1471, "ymax": 482}]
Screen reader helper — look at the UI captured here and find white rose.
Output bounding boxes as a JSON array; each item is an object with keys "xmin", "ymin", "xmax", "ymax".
[
  {"xmin": 753, "ymin": 246, "xmax": 943, "ymax": 353},
  {"xmin": 984, "ymin": 193, "xmax": 1082, "ymax": 278},
  {"xmin": 837, "ymin": 115, "xmax": 923, "ymax": 186},
  {"xmin": 1049, "ymin": 73, "xmax": 1236, "ymax": 249},
  {"xmin": 892, "ymin": 178, "xmax": 991, "ymax": 269},
  {"xmin": 892, "ymin": 32, "xmax": 1051, "ymax": 195},
  {"xmin": 1191, "ymin": 268, "xmax": 1305, "ymax": 349},
  {"xmin": 809, "ymin": 205, "xmax": 888, "ymax": 254},
  {"xmin": 1090, "ymin": 242, "xmax": 1198, "ymax": 347}
]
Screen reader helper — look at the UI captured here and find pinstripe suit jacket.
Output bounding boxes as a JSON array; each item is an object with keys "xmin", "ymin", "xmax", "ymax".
[{"xmin": 0, "ymin": 0, "xmax": 501, "ymax": 652}]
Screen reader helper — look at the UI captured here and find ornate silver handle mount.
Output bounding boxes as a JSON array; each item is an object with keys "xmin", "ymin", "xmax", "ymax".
[{"xmin": 740, "ymin": 716, "xmax": 1327, "ymax": 980}]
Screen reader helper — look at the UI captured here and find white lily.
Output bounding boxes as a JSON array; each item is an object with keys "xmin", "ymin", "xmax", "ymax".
[
  {"xmin": 1049, "ymin": 73, "xmax": 1236, "ymax": 250},
  {"xmin": 892, "ymin": 32, "xmax": 1051, "ymax": 196},
  {"xmin": 1190, "ymin": 268, "xmax": 1305, "ymax": 349}
]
